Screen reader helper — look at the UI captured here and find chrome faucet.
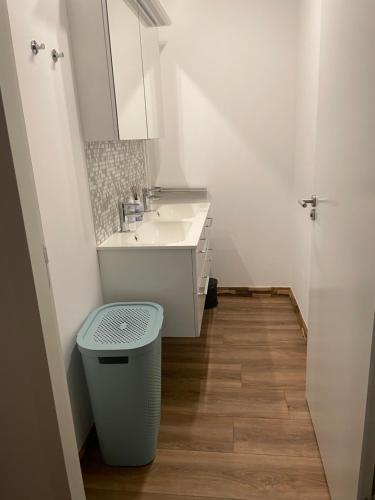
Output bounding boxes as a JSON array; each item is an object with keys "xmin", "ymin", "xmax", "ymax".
[
  {"xmin": 118, "ymin": 201, "xmax": 144, "ymax": 232},
  {"xmin": 142, "ymin": 186, "xmax": 161, "ymax": 212}
]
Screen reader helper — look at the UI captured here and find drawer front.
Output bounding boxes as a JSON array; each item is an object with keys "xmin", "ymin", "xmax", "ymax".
[
  {"xmin": 199, "ymin": 216, "xmax": 214, "ymax": 243},
  {"xmin": 195, "ymin": 214, "xmax": 214, "ymax": 336},
  {"xmin": 197, "ymin": 274, "xmax": 210, "ymax": 335},
  {"xmin": 197, "ymin": 292, "xmax": 206, "ymax": 335},
  {"xmin": 196, "ymin": 237, "xmax": 208, "ymax": 286},
  {"xmin": 204, "ymin": 216, "xmax": 213, "ymax": 240},
  {"xmin": 201, "ymin": 248, "xmax": 212, "ymax": 284},
  {"xmin": 195, "ymin": 216, "xmax": 213, "ymax": 286}
]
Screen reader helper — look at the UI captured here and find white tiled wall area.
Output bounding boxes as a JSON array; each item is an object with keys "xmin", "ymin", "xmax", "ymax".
[{"xmin": 85, "ymin": 140, "xmax": 147, "ymax": 244}]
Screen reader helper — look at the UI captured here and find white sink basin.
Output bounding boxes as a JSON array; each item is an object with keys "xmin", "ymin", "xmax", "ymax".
[
  {"xmin": 134, "ymin": 221, "xmax": 192, "ymax": 245},
  {"xmin": 98, "ymin": 202, "xmax": 211, "ymax": 249},
  {"xmin": 153, "ymin": 203, "xmax": 203, "ymax": 220}
]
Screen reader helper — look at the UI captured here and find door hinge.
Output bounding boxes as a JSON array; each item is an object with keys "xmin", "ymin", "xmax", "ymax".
[{"xmin": 42, "ymin": 244, "xmax": 51, "ymax": 288}]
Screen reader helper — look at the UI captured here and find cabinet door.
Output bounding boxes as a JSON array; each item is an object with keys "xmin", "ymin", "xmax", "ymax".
[
  {"xmin": 106, "ymin": 0, "xmax": 148, "ymax": 139},
  {"xmin": 139, "ymin": 21, "xmax": 164, "ymax": 138}
]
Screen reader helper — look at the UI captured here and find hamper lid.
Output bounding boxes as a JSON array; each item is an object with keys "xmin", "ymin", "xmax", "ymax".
[{"xmin": 77, "ymin": 302, "xmax": 163, "ymax": 355}]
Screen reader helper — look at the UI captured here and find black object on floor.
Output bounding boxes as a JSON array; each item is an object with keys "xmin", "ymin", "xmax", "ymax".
[{"xmin": 205, "ymin": 278, "xmax": 218, "ymax": 309}]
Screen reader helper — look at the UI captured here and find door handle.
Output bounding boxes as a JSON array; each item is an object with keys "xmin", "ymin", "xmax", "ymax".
[{"xmin": 298, "ymin": 195, "xmax": 317, "ymax": 208}]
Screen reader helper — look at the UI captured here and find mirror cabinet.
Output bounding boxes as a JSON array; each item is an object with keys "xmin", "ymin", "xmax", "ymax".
[{"xmin": 68, "ymin": 0, "xmax": 164, "ymax": 140}]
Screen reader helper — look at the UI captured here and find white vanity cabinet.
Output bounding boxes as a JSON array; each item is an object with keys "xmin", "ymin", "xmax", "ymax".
[
  {"xmin": 98, "ymin": 212, "xmax": 213, "ymax": 337},
  {"xmin": 67, "ymin": 0, "xmax": 164, "ymax": 141}
]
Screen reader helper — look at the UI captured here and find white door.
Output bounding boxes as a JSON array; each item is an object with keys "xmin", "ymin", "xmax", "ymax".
[{"xmin": 306, "ymin": 2, "xmax": 375, "ymax": 500}]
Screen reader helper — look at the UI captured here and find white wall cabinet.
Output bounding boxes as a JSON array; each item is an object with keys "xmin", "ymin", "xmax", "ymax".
[{"xmin": 67, "ymin": 0, "xmax": 163, "ymax": 141}]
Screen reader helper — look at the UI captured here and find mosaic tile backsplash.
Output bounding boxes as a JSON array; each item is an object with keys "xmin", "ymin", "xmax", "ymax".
[{"xmin": 85, "ymin": 140, "xmax": 147, "ymax": 244}]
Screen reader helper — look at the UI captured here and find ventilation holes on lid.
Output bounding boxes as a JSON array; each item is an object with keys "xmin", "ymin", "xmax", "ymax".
[{"xmin": 93, "ymin": 307, "xmax": 151, "ymax": 344}]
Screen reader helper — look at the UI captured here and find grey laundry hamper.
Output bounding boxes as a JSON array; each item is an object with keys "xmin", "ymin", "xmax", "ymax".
[{"xmin": 77, "ymin": 302, "xmax": 163, "ymax": 466}]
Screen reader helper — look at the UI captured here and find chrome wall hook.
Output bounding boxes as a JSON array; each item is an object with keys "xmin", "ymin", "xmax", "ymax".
[
  {"xmin": 31, "ymin": 40, "xmax": 45, "ymax": 55},
  {"xmin": 51, "ymin": 49, "xmax": 64, "ymax": 63}
]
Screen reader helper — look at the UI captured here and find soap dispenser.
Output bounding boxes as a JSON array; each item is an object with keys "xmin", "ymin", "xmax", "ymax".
[
  {"xmin": 125, "ymin": 193, "xmax": 137, "ymax": 231},
  {"xmin": 132, "ymin": 186, "xmax": 144, "ymax": 222}
]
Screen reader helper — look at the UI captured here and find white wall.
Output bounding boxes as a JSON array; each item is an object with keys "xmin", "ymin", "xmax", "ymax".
[
  {"xmin": 153, "ymin": 0, "xmax": 299, "ymax": 286},
  {"xmin": 291, "ymin": 0, "xmax": 322, "ymax": 323},
  {"xmin": 0, "ymin": 11, "xmax": 85, "ymax": 491},
  {"xmin": 6, "ymin": 0, "xmax": 102, "ymax": 448}
]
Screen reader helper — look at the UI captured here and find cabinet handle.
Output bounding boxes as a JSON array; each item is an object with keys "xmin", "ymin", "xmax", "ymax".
[
  {"xmin": 205, "ymin": 217, "xmax": 213, "ymax": 228},
  {"xmin": 199, "ymin": 238, "xmax": 208, "ymax": 254},
  {"xmin": 202, "ymin": 247, "xmax": 213, "ymax": 257}
]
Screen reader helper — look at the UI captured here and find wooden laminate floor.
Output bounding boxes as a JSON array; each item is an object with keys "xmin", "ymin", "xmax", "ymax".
[{"xmin": 83, "ymin": 295, "xmax": 330, "ymax": 500}]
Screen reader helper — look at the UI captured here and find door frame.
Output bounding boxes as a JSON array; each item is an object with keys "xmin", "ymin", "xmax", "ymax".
[
  {"xmin": 0, "ymin": 0, "xmax": 85, "ymax": 498},
  {"xmin": 358, "ymin": 316, "xmax": 375, "ymax": 500}
]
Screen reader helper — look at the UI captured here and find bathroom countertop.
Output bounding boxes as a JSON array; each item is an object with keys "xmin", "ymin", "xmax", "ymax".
[{"xmin": 97, "ymin": 202, "xmax": 211, "ymax": 250}]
